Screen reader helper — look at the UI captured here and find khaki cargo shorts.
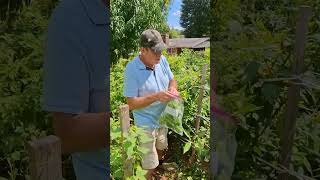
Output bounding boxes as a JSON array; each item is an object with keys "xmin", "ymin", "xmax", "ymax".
[{"xmin": 139, "ymin": 127, "xmax": 168, "ymax": 170}]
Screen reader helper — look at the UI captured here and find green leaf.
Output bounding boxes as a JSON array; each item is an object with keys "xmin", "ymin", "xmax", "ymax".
[
  {"xmin": 183, "ymin": 128, "xmax": 191, "ymax": 140},
  {"xmin": 245, "ymin": 61, "xmax": 260, "ymax": 82},
  {"xmin": 126, "ymin": 146, "xmax": 134, "ymax": 158},
  {"xmin": 183, "ymin": 142, "xmax": 192, "ymax": 154},
  {"xmin": 135, "ymin": 165, "xmax": 147, "ymax": 178},
  {"xmin": 303, "ymin": 157, "xmax": 312, "ymax": 174},
  {"xmin": 11, "ymin": 151, "xmax": 21, "ymax": 161},
  {"xmin": 237, "ymin": 103, "xmax": 262, "ymax": 114},
  {"xmin": 111, "ymin": 131, "xmax": 121, "ymax": 140},
  {"xmin": 261, "ymin": 84, "xmax": 280, "ymax": 103}
]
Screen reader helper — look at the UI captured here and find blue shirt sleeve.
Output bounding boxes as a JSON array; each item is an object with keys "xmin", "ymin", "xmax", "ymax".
[
  {"xmin": 42, "ymin": 16, "xmax": 90, "ymax": 114},
  {"xmin": 162, "ymin": 56, "xmax": 174, "ymax": 80},
  {"xmin": 123, "ymin": 63, "xmax": 139, "ymax": 97}
]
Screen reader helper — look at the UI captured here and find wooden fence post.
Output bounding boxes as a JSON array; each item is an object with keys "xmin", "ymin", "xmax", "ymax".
[
  {"xmin": 190, "ymin": 64, "xmax": 208, "ymax": 164},
  {"xmin": 27, "ymin": 135, "xmax": 63, "ymax": 180},
  {"xmin": 119, "ymin": 104, "xmax": 133, "ymax": 178},
  {"xmin": 278, "ymin": 6, "xmax": 312, "ymax": 180}
]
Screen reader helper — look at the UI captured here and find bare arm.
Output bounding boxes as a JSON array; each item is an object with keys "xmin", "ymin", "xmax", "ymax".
[
  {"xmin": 127, "ymin": 91, "xmax": 175, "ymax": 110},
  {"xmin": 52, "ymin": 112, "xmax": 109, "ymax": 154},
  {"xmin": 168, "ymin": 79, "xmax": 178, "ymax": 93},
  {"xmin": 127, "ymin": 93, "xmax": 158, "ymax": 110}
]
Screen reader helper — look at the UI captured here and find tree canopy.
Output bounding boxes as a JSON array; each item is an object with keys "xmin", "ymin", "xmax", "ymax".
[
  {"xmin": 111, "ymin": 0, "xmax": 170, "ymax": 62},
  {"xmin": 180, "ymin": 0, "xmax": 210, "ymax": 38}
]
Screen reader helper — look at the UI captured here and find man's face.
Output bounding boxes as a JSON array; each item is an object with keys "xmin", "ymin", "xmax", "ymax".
[{"xmin": 141, "ymin": 48, "xmax": 162, "ymax": 65}]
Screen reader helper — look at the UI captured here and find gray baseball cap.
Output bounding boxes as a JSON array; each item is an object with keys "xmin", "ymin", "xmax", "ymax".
[{"xmin": 140, "ymin": 29, "xmax": 167, "ymax": 53}]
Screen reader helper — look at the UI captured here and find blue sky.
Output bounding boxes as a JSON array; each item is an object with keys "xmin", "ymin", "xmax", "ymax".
[{"xmin": 167, "ymin": 0, "xmax": 183, "ymax": 30}]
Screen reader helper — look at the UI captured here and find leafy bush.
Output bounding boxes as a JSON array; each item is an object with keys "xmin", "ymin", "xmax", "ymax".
[
  {"xmin": 0, "ymin": 1, "xmax": 54, "ymax": 179},
  {"xmin": 212, "ymin": 0, "xmax": 320, "ymax": 178}
]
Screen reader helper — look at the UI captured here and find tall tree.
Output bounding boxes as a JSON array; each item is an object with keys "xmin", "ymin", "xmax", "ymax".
[
  {"xmin": 111, "ymin": 0, "xmax": 170, "ymax": 62},
  {"xmin": 180, "ymin": 0, "xmax": 210, "ymax": 38}
]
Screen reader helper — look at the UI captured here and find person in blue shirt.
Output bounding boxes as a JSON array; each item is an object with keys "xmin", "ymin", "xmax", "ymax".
[
  {"xmin": 123, "ymin": 29, "xmax": 179, "ymax": 179},
  {"xmin": 42, "ymin": 0, "xmax": 110, "ymax": 179}
]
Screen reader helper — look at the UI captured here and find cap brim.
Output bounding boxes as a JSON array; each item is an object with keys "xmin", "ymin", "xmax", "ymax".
[{"xmin": 152, "ymin": 42, "xmax": 167, "ymax": 53}]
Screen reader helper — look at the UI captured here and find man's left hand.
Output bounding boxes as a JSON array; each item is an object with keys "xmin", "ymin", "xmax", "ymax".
[{"xmin": 168, "ymin": 87, "xmax": 179, "ymax": 96}]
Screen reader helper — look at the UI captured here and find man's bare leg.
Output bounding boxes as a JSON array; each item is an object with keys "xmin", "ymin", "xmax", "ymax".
[
  {"xmin": 157, "ymin": 149, "xmax": 165, "ymax": 161},
  {"xmin": 145, "ymin": 169, "xmax": 154, "ymax": 180},
  {"xmin": 144, "ymin": 150, "xmax": 167, "ymax": 179}
]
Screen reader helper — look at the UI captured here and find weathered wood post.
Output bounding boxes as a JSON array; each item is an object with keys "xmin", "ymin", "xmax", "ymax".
[
  {"xmin": 190, "ymin": 64, "xmax": 208, "ymax": 164},
  {"xmin": 27, "ymin": 135, "xmax": 63, "ymax": 180},
  {"xmin": 119, "ymin": 104, "xmax": 133, "ymax": 178},
  {"xmin": 278, "ymin": 6, "xmax": 312, "ymax": 180}
]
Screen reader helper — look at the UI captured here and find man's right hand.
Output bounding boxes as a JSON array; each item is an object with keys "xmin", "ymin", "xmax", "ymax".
[
  {"xmin": 156, "ymin": 91, "xmax": 175, "ymax": 103},
  {"xmin": 127, "ymin": 91, "xmax": 175, "ymax": 110}
]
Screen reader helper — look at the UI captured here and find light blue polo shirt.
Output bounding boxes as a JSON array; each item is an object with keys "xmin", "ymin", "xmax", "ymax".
[
  {"xmin": 42, "ymin": 0, "xmax": 110, "ymax": 179},
  {"xmin": 123, "ymin": 54, "xmax": 174, "ymax": 129}
]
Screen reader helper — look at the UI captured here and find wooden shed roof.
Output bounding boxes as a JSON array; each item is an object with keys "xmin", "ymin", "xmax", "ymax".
[{"xmin": 168, "ymin": 37, "xmax": 210, "ymax": 48}]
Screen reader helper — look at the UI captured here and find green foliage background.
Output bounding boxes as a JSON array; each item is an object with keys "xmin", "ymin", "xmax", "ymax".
[
  {"xmin": 0, "ymin": 1, "xmax": 57, "ymax": 179},
  {"xmin": 211, "ymin": 0, "xmax": 320, "ymax": 179}
]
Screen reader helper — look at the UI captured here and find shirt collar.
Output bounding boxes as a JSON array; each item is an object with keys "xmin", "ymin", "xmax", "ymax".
[
  {"xmin": 80, "ymin": 0, "xmax": 109, "ymax": 25},
  {"xmin": 136, "ymin": 55, "xmax": 157, "ymax": 70},
  {"xmin": 137, "ymin": 56, "xmax": 148, "ymax": 70}
]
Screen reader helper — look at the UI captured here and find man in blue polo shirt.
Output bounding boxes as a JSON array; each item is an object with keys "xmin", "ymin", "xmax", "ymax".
[
  {"xmin": 42, "ymin": 0, "xmax": 110, "ymax": 179},
  {"xmin": 123, "ymin": 29, "xmax": 179, "ymax": 179}
]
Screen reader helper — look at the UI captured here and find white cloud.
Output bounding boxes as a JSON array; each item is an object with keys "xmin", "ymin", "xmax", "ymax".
[
  {"xmin": 173, "ymin": 10, "xmax": 181, "ymax": 17},
  {"xmin": 173, "ymin": 26, "xmax": 184, "ymax": 31}
]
